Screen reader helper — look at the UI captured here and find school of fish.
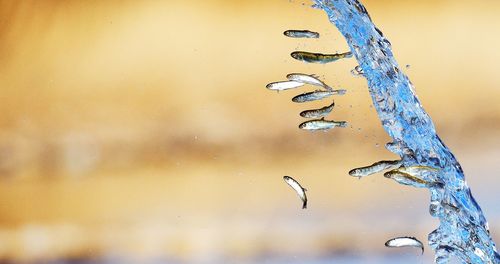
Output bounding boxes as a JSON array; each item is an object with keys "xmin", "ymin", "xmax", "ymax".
[
  {"xmin": 266, "ymin": 29, "xmax": 350, "ymax": 132},
  {"xmin": 270, "ymin": 29, "xmax": 433, "ymax": 258}
]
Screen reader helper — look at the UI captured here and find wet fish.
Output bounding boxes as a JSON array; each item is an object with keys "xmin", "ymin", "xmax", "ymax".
[
  {"xmin": 283, "ymin": 176, "xmax": 308, "ymax": 209},
  {"xmin": 292, "ymin": 89, "xmax": 345, "ymax": 103},
  {"xmin": 286, "ymin": 73, "xmax": 333, "ymax": 91},
  {"xmin": 290, "ymin": 51, "xmax": 352, "ymax": 64},
  {"xmin": 385, "ymin": 236, "xmax": 424, "ymax": 254},
  {"xmin": 348, "ymin": 160, "xmax": 402, "ymax": 178},
  {"xmin": 384, "ymin": 169, "xmax": 443, "ymax": 189},
  {"xmin": 397, "ymin": 165, "xmax": 439, "ymax": 176},
  {"xmin": 284, "ymin": 30, "xmax": 320, "ymax": 38},
  {"xmin": 266, "ymin": 80, "xmax": 305, "ymax": 91},
  {"xmin": 299, "ymin": 118, "xmax": 347, "ymax": 131},
  {"xmin": 299, "ymin": 101, "xmax": 335, "ymax": 118}
]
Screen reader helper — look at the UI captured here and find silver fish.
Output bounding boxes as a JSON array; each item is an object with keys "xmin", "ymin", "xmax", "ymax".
[
  {"xmin": 266, "ymin": 80, "xmax": 305, "ymax": 91},
  {"xmin": 284, "ymin": 30, "xmax": 320, "ymax": 38},
  {"xmin": 384, "ymin": 169, "xmax": 443, "ymax": 189},
  {"xmin": 292, "ymin": 89, "xmax": 345, "ymax": 103},
  {"xmin": 290, "ymin": 51, "xmax": 352, "ymax": 64},
  {"xmin": 286, "ymin": 73, "xmax": 333, "ymax": 91},
  {"xmin": 299, "ymin": 118, "xmax": 347, "ymax": 131},
  {"xmin": 385, "ymin": 236, "xmax": 424, "ymax": 254},
  {"xmin": 283, "ymin": 176, "xmax": 308, "ymax": 209},
  {"xmin": 299, "ymin": 101, "xmax": 335, "ymax": 118},
  {"xmin": 397, "ymin": 165, "xmax": 439, "ymax": 176},
  {"xmin": 349, "ymin": 160, "xmax": 402, "ymax": 178}
]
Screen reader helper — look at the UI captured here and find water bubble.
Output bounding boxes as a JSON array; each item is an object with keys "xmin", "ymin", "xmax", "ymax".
[{"xmin": 350, "ymin": 65, "xmax": 364, "ymax": 77}]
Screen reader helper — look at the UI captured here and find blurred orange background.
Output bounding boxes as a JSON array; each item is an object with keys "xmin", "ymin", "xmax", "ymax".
[{"xmin": 0, "ymin": 0, "xmax": 499, "ymax": 263}]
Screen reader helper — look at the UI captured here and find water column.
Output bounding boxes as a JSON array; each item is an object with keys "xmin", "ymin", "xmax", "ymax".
[{"xmin": 312, "ymin": 0, "xmax": 500, "ymax": 262}]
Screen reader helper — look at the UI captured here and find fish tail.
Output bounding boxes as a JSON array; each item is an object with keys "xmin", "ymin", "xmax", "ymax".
[
  {"xmin": 324, "ymin": 85, "xmax": 334, "ymax": 92},
  {"xmin": 302, "ymin": 200, "xmax": 307, "ymax": 209},
  {"xmin": 335, "ymin": 89, "xmax": 347, "ymax": 95},
  {"xmin": 337, "ymin": 121, "xmax": 348, "ymax": 128}
]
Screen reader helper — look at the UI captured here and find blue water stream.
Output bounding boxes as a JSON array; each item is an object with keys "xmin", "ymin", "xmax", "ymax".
[{"xmin": 311, "ymin": 0, "xmax": 500, "ymax": 263}]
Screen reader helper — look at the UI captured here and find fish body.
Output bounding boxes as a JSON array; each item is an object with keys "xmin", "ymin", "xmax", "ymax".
[
  {"xmin": 284, "ymin": 30, "xmax": 320, "ymax": 38},
  {"xmin": 299, "ymin": 118, "xmax": 347, "ymax": 131},
  {"xmin": 286, "ymin": 73, "xmax": 333, "ymax": 91},
  {"xmin": 349, "ymin": 159, "xmax": 402, "ymax": 178},
  {"xmin": 299, "ymin": 101, "xmax": 335, "ymax": 118},
  {"xmin": 385, "ymin": 236, "xmax": 424, "ymax": 254},
  {"xmin": 291, "ymin": 51, "xmax": 352, "ymax": 64},
  {"xmin": 397, "ymin": 165, "xmax": 439, "ymax": 175},
  {"xmin": 283, "ymin": 176, "xmax": 308, "ymax": 209},
  {"xmin": 384, "ymin": 169, "xmax": 443, "ymax": 189},
  {"xmin": 292, "ymin": 90, "xmax": 345, "ymax": 103},
  {"xmin": 266, "ymin": 80, "xmax": 305, "ymax": 91}
]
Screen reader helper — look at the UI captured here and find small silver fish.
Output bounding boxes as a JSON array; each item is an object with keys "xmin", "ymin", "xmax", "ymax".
[
  {"xmin": 299, "ymin": 118, "xmax": 347, "ymax": 131},
  {"xmin": 286, "ymin": 73, "xmax": 333, "ymax": 91},
  {"xmin": 284, "ymin": 30, "xmax": 320, "ymax": 38},
  {"xmin": 266, "ymin": 80, "xmax": 305, "ymax": 91},
  {"xmin": 384, "ymin": 169, "xmax": 443, "ymax": 189},
  {"xmin": 292, "ymin": 89, "xmax": 345, "ymax": 103},
  {"xmin": 299, "ymin": 101, "xmax": 335, "ymax": 118},
  {"xmin": 385, "ymin": 236, "xmax": 424, "ymax": 254},
  {"xmin": 290, "ymin": 51, "xmax": 352, "ymax": 64},
  {"xmin": 397, "ymin": 165, "xmax": 439, "ymax": 176},
  {"xmin": 283, "ymin": 176, "xmax": 308, "ymax": 209},
  {"xmin": 349, "ymin": 160, "xmax": 402, "ymax": 178}
]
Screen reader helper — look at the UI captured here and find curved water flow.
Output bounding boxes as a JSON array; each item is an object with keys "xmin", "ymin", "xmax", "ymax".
[{"xmin": 311, "ymin": 0, "xmax": 500, "ymax": 262}]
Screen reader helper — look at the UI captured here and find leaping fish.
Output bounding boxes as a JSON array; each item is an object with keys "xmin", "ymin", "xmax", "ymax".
[
  {"xmin": 396, "ymin": 165, "xmax": 439, "ymax": 176},
  {"xmin": 299, "ymin": 118, "xmax": 347, "ymax": 131},
  {"xmin": 348, "ymin": 160, "xmax": 402, "ymax": 178},
  {"xmin": 286, "ymin": 73, "xmax": 333, "ymax": 91},
  {"xmin": 283, "ymin": 176, "xmax": 308, "ymax": 209},
  {"xmin": 291, "ymin": 51, "xmax": 352, "ymax": 64},
  {"xmin": 266, "ymin": 80, "xmax": 305, "ymax": 91},
  {"xmin": 292, "ymin": 89, "xmax": 345, "ymax": 103},
  {"xmin": 299, "ymin": 101, "xmax": 335, "ymax": 118},
  {"xmin": 384, "ymin": 169, "xmax": 443, "ymax": 189},
  {"xmin": 385, "ymin": 236, "xmax": 424, "ymax": 254},
  {"xmin": 284, "ymin": 30, "xmax": 320, "ymax": 38}
]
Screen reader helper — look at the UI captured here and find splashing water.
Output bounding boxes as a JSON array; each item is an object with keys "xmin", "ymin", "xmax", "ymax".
[{"xmin": 311, "ymin": 0, "xmax": 500, "ymax": 263}]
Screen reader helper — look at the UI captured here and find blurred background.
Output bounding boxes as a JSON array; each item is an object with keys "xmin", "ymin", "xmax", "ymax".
[{"xmin": 0, "ymin": 0, "xmax": 499, "ymax": 263}]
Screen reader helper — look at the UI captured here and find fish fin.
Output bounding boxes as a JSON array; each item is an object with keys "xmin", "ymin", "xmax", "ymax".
[
  {"xmin": 303, "ymin": 188, "xmax": 308, "ymax": 192},
  {"xmin": 311, "ymin": 73, "xmax": 320, "ymax": 78},
  {"xmin": 324, "ymin": 85, "xmax": 334, "ymax": 92}
]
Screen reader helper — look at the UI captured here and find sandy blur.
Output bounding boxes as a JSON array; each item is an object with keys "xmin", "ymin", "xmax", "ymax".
[{"xmin": 0, "ymin": 0, "xmax": 499, "ymax": 263}]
